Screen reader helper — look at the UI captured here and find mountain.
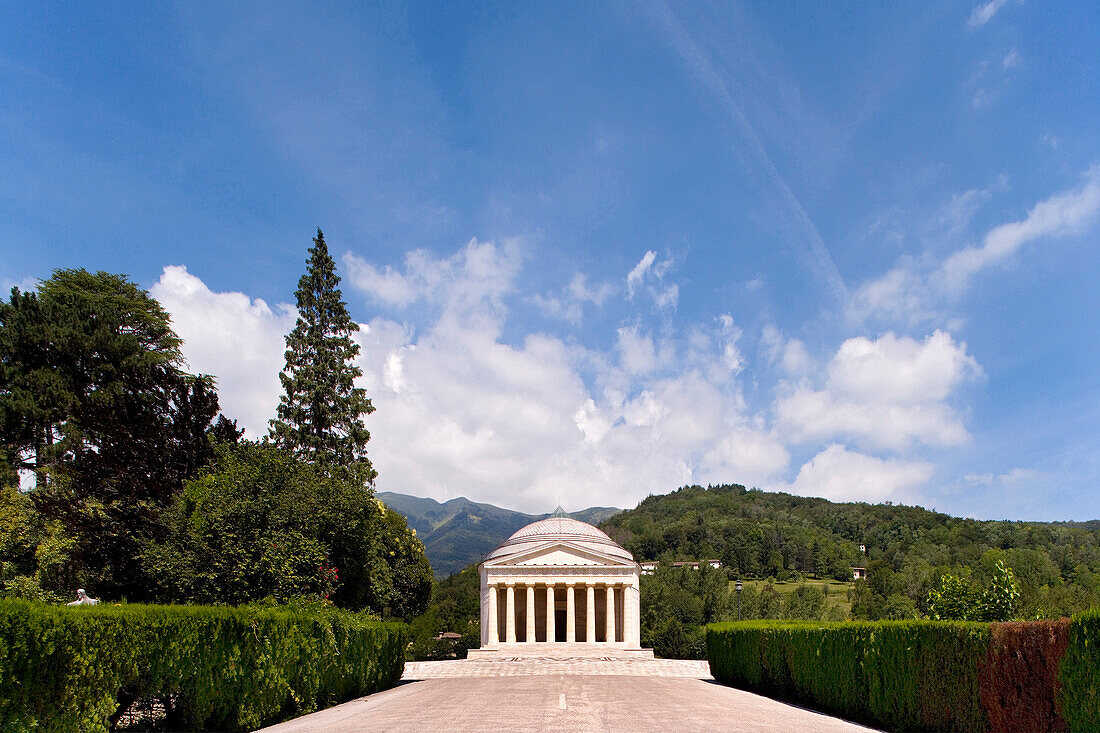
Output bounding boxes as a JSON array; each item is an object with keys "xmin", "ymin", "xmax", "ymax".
[{"xmin": 377, "ymin": 491, "xmax": 623, "ymax": 577}]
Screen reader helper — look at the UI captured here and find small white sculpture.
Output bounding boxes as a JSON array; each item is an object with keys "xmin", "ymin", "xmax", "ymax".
[{"xmin": 66, "ymin": 589, "xmax": 99, "ymax": 606}]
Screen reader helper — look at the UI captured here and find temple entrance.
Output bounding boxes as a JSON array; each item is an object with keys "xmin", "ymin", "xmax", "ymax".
[{"xmin": 555, "ymin": 609, "xmax": 567, "ymax": 641}]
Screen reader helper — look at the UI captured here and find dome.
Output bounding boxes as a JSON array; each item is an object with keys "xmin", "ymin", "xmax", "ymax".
[{"xmin": 486, "ymin": 515, "xmax": 634, "ymax": 562}]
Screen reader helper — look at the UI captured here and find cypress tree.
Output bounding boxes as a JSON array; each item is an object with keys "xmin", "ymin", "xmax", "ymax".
[{"xmin": 269, "ymin": 229, "xmax": 376, "ymax": 482}]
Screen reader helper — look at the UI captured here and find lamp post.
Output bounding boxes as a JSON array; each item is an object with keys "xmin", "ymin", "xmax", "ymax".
[{"xmin": 735, "ymin": 580, "xmax": 743, "ymax": 621}]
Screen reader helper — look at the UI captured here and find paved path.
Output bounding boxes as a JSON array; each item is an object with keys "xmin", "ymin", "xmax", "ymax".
[{"xmin": 261, "ymin": 659, "xmax": 875, "ymax": 733}]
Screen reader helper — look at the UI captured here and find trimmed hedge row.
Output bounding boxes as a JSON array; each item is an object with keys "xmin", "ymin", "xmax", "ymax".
[
  {"xmin": 1060, "ymin": 609, "xmax": 1100, "ymax": 731},
  {"xmin": 707, "ymin": 614, "xmax": 1099, "ymax": 732},
  {"xmin": 0, "ymin": 599, "xmax": 407, "ymax": 732}
]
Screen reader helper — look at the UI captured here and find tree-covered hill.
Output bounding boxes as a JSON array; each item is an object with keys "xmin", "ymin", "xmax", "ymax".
[
  {"xmin": 378, "ymin": 491, "xmax": 621, "ymax": 576},
  {"xmin": 599, "ymin": 484, "xmax": 1100, "ymax": 619}
]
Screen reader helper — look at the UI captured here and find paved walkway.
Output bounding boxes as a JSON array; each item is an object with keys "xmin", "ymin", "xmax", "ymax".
[{"xmin": 261, "ymin": 659, "xmax": 875, "ymax": 733}]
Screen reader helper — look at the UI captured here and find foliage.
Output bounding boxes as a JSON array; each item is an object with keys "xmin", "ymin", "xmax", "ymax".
[
  {"xmin": 269, "ymin": 229, "xmax": 375, "ymax": 481},
  {"xmin": 144, "ymin": 442, "xmax": 431, "ymax": 617},
  {"xmin": 0, "ymin": 598, "xmax": 406, "ymax": 732},
  {"xmin": 927, "ymin": 572, "xmax": 982, "ymax": 620},
  {"xmin": 980, "ymin": 620, "xmax": 1069, "ymax": 733},
  {"xmin": 927, "ymin": 560, "xmax": 1021, "ymax": 621},
  {"xmin": 1060, "ymin": 608, "xmax": 1100, "ymax": 732},
  {"xmin": 707, "ymin": 620, "xmax": 991, "ymax": 732},
  {"xmin": 0, "ymin": 270, "xmax": 219, "ymax": 600},
  {"xmin": 640, "ymin": 563, "xmax": 728, "ymax": 658},
  {"xmin": 406, "ymin": 563, "xmax": 483, "ymax": 660},
  {"xmin": 601, "ymin": 484, "xmax": 1100, "ymax": 620}
]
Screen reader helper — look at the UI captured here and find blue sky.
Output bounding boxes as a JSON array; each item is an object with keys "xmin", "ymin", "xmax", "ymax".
[{"xmin": 2, "ymin": 1, "xmax": 1098, "ymax": 519}]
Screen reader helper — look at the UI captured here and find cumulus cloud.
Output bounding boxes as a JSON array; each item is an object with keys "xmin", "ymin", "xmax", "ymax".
[
  {"xmin": 343, "ymin": 237, "xmax": 521, "ymax": 313},
  {"xmin": 788, "ymin": 444, "xmax": 932, "ymax": 502},
  {"xmin": 776, "ymin": 331, "xmax": 981, "ymax": 451},
  {"xmin": 151, "ymin": 265, "xmax": 296, "ymax": 436},
  {"xmin": 761, "ymin": 325, "xmax": 812, "ymax": 376},
  {"xmin": 160, "ymin": 240, "xmax": 794, "ymax": 512}
]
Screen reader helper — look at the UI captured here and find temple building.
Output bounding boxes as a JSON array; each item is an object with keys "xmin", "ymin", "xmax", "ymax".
[{"xmin": 475, "ymin": 510, "xmax": 645, "ymax": 654}]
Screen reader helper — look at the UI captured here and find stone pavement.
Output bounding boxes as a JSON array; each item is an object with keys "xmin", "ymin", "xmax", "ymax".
[{"xmin": 260, "ymin": 676, "xmax": 876, "ymax": 733}]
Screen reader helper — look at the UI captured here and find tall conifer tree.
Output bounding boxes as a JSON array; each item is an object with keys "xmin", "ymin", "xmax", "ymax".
[{"xmin": 270, "ymin": 229, "xmax": 376, "ymax": 481}]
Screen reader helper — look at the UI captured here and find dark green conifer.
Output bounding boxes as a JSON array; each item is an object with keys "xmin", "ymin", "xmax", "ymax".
[{"xmin": 269, "ymin": 229, "xmax": 376, "ymax": 482}]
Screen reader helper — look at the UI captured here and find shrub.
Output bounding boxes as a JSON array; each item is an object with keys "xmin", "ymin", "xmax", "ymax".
[
  {"xmin": 1061, "ymin": 608, "xmax": 1100, "ymax": 732},
  {"xmin": 0, "ymin": 598, "xmax": 407, "ymax": 732}
]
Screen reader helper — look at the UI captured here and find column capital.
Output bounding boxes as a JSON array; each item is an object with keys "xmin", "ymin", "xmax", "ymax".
[{"xmin": 503, "ymin": 580, "xmax": 516, "ymax": 587}]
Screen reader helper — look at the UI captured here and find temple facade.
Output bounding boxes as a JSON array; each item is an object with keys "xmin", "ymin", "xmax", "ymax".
[{"xmin": 477, "ymin": 512, "xmax": 642, "ymax": 650}]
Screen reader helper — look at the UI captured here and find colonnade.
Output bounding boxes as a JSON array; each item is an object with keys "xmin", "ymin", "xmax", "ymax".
[{"xmin": 484, "ymin": 580, "xmax": 639, "ymax": 646}]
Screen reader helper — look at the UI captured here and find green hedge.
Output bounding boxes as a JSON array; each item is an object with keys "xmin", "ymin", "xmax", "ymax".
[
  {"xmin": 1061, "ymin": 609, "xmax": 1100, "ymax": 731},
  {"xmin": 0, "ymin": 599, "xmax": 407, "ymax": 732},
  {"xmin": 706, "ymin": 620, "xmax": 989, "ymax": 731},
  {"xmin": 708, "ymin": 613, "xmax": 1100, "ymax": 732}
]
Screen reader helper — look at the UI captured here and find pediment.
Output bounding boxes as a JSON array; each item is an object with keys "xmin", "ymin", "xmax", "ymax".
[{"xmin": 483, "ymin": 540, "xmax": 636, "ymax": 568}]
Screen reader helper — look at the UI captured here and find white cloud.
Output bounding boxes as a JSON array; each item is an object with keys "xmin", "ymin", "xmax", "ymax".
[
  {"xmin": 343, "ymin": 237, "xmax": 521, "ymax": 313},
  {"xmin": 151, "ymin": 265, "xmax": 296, "ymax": 437},
  {"xmin": 161, "ymin": 241, "xmax": 792, "ymax": 512},
  {"xmin": 965, "ymin": 467, "xmax": 1045, "ymax": 487},
  {"xmin": 967, "ymin": 0, "xmax": 1008, "ymax": 28},
  {"xmin": 761, "ymin": 325, "xmax": 812, "ymax": 376},
  {"xmin": 532, "ymin": 273, "xmax": 615, "ymax": 323},
  {"xmin": 788, "ymin": 444, "xmax": 932, "ymax": 502},
  {"xmin": 617, "ymin": 324, "xmax": 660, "ymax": 375},
  {"xmin": 626, "ymin": 250, "xmax": 656, "ymax": 297},
  {"xmin": 852, "ymin": 168, "xmax": 1100, "ymax": 324},
  {"xmin": 1002, "ymin": 48, "xmax": 1022, "ymax": 70},
  {"xmin": 625, "ymin": 249, "xmax": 678, "ymax": 309},
  {"xmin": 937, "ymin": 167, "xmax": 1100, "ymax": 293},
  {"xmin": 776, "ymin": 331, "xmax": 980, "ymax": 451}
]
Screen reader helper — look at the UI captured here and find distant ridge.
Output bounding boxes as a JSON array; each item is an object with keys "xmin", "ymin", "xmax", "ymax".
[{"xmin": 377, "ymin": 491, "xmax": 623, "ymax": 577}]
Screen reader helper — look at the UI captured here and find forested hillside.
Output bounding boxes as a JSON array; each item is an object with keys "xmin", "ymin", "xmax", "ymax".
[{"xmin": 600, "ymin": 484, "xmax": 1100, "ymax": 619}]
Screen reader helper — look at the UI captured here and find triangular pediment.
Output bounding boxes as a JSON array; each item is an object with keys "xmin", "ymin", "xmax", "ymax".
[{"xmin": 483, "ymin": 540, "xmax": 636, "ymax": 568}]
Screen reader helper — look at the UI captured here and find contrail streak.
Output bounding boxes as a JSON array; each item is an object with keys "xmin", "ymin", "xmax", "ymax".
[{"xmin": 646, "ymin": 0, "xmax": 850, "ymax": 304}]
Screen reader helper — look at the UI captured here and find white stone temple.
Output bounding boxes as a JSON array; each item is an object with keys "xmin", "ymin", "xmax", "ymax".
[{"xmin": 471, "ymin": 510, "xmax": 650, "ymax": 658}]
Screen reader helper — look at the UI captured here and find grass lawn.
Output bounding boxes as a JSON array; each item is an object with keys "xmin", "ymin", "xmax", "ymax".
[{"xmin": 729, "ymin": 578, "xmax": 854, "ymax": 617}]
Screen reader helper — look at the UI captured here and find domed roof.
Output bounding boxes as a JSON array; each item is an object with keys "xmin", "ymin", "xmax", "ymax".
[{"xmin": 486, "ymin": 515, "xmax": 634, "ymax": 562}]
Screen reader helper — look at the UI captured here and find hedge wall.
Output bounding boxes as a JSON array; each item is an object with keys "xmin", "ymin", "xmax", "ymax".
[
  {"xmin": 0, "ymin": 599, "xmax": 407, "ymax": 732},
  {"xmin": 1061, "ymin": 609, "xmax": 1100, "ymax": 732},
  {"xmin": 707, "ymin": 615, "xmax": 1100, "ymax": 732}
]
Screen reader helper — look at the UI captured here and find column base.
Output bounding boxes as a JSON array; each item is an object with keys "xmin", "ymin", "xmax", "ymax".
[{"xmin": 466, "ymin": 643, "xmax": 654, "ymax": 660}]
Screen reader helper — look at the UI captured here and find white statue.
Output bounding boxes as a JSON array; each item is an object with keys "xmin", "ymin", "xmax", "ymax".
[{"xmin": 66, "ymin": 589, "xmax": 99, "ymax": 606}]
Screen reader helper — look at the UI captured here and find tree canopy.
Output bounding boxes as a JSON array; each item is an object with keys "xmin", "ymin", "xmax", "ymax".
[
  {"xmin": 145, "ymin": 441, "xmax": 431, "ymax": 617},
  {"xmin": 0, "ymin": 270, "xmax": 219, "ymax": 599}
]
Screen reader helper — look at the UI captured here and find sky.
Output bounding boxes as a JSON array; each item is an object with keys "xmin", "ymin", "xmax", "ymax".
[{"xmin": 2, "ymin": 1, "xmax": 1098, "ymax": 520}]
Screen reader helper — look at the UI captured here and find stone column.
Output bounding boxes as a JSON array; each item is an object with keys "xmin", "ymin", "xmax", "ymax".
[
  {"xmin": 526, "ymin": 584, "xmax": 536, "ymax": 642},
  {"xmin": 505, "ymin": 583, "xmax": 516, "ymax": 644},
  {"xmin": 605, "ymin": 585, "xmax": 615, "ymax": 644},
  {"xmin": 545, "ymin": 584, "xmax": 555, "ymax": 643},
  {"xmin": 625, "ymin": 582, "xmax": 640, "ymax": 647},
  {"xmin": 585, "ymin": 583, "xmax": 596, "ymax": 644},
  {"xmin": 486, "ymin": 582, "xmax": 498, "ymax": 646},
  {"xmin": 565, "ymin": 583, "xmax": 576, "ymax": 642}
]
